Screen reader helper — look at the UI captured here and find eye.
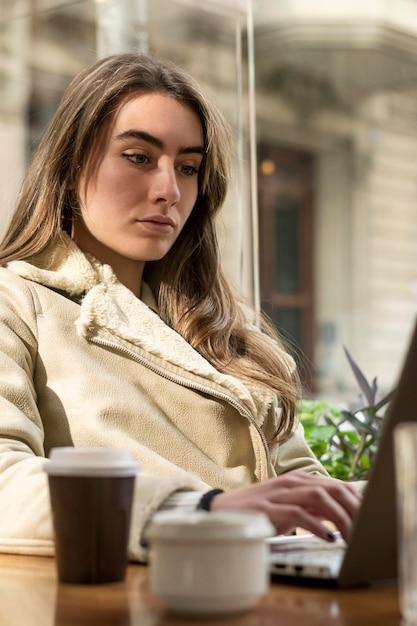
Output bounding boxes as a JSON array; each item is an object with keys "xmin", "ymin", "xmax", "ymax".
[
  {"xmin": 177, "ymin": 164, "xmax": 199, "ymax": 176},
  {"xmin": 122, "ymin": 153, "xmax": 149, "ymax": 165}
]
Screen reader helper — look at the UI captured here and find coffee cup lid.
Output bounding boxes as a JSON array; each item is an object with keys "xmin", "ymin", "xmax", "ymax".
[{"xmin": 44, "ymin": 447, "xmax": 141, "ymax": 477}]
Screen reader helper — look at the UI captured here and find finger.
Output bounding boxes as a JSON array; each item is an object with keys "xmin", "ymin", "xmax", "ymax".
[
  {"xmin": 265, "ymin": 503, "xmax": 339, "ymax": 542},
  {"xmin": 317, "ymin": 480, "xmax": 362, "ymax": 518},
  {"xmin": 278, "ymin": 473, "xmax": 362, "ymax": 518},
  {"xmin": 285, "ymin": 472, "xmax": 363, "ymax": 501},
  {"xmin": 269, "ymin": 486, "xmax": 354, "ymax": 540}
]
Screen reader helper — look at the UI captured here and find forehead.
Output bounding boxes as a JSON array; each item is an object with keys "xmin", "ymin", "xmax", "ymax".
[{"xmin": 107, "ymin": 92, "xmax": 204, "ymax": 143}]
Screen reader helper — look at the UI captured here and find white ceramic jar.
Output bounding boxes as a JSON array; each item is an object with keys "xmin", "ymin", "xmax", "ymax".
[{"xmin": 146, "ymin": 510, "xmax": 275, "ymax": 615}]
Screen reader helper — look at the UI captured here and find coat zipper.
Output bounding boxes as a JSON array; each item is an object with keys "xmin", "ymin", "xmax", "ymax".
[{"xmin": 86, "ymin": 335, "xmax": 272, "ymax": 468}]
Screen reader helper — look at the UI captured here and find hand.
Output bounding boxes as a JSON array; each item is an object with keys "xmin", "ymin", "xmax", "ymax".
[{"xmin": 210, "ymin": 471, "xmax": 362, "ymax": 542}]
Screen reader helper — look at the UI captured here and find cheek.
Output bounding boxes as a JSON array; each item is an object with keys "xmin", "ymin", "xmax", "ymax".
[
  {"xmin": 91, "ymin": 157, "xmax": 131, "ymax": 193},
  {"xmin": 179, "ymin": 196, "xmax": 199, "ymax": 235},
  {"xmin": 82, "ymin": 172, "xmax": 133, "ymax": 215},
  {"xmin": 182, "ymin": 183, "xmax": 199, "ymax": 214},
  {"xmin": 179, "ymin": 200, "xmax": 197, "ymax": 228},
  {"xmin": 94, "ymin": 169, "xmax": 127, "ymax": 200}
]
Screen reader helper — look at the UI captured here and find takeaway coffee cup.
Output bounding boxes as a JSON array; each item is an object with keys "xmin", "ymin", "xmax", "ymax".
[{"xmin": 44, "ymin": 447, "xmax": 140, "ymax": 584}]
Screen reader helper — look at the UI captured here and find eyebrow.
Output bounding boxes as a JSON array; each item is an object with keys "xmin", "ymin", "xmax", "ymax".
[{"xmin": 116, "ymin": 129, "xmax": 205, "ymax": 155}]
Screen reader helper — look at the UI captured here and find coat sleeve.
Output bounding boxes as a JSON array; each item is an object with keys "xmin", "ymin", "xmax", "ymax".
[
  {"xmin": 0, "ymin": 272, "xmax": 54, "ymax": 555},
  {"xmin": 274, "ymin": 420, "xmax": 330, "ymax": 477},
  {"xmin": 0, "ymin": 271, "xmax": 209, "ymax": 562}
]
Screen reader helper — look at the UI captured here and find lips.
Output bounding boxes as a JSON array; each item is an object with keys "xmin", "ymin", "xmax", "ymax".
[
  {"xmin": 136, "ymin": 215, "xmax": 176, "ymax": 235},
  {"xmin": 139, "ymin": 215, "xmax": 176, "ymax": 227}
]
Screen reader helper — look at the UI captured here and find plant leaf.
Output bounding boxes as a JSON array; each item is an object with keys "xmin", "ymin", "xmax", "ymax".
[
  {"xmin": 340, "ymin": 410, "xmax": 376, "ymax": 436},
  {"xmin": 373, "ymin": 388, "xmax": 396, "ymax": 412},
  {"xmin": 349, "ymin": 394, "xmax": 366, "ymax": 413},
  {"xmin": 343, "ymin": 346, "xmax": 376, "ymax": 405},
  {"xmin": 370, "ymin": 376, "xmax": 378, "ymax": 403},
  {"xmin": 351, "ymin": 389, "xmax": 396, "ymax": 418}
]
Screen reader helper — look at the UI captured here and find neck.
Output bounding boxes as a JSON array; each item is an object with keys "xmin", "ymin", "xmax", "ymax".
[
  {"xmin": 71, "ymin": 239, "xmax": 144, "ymax": 298},
  {"xmin": 111, "ymin": 263, "xmax": 144, "ymax": 298}
]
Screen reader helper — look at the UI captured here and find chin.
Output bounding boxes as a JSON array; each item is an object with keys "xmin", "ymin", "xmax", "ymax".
[{"xmin": 137, "ymin": 248, "xmax": 173, "ymax": 262}]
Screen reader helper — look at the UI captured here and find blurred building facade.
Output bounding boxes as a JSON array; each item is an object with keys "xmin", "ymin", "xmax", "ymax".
[
  {"xmin": 1, "ymin": 0, "xmax": 416, "ymax": 399},
  {"xmin": 254, "ymin": 0, "xmax": 417, "ymax": 397}
]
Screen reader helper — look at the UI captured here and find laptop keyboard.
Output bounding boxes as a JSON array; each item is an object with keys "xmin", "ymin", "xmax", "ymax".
[{"xmin": 267, "ymin": 534, "xmax": 347, "ymax": 579}]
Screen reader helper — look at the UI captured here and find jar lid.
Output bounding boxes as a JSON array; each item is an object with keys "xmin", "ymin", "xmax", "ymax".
[{"xmin": 146, "ymin": 510, "xmax": 275, "ymax": 542}]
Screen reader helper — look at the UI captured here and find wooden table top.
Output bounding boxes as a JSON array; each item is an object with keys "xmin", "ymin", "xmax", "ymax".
[{"xmin": 0, "ymin": 553, "xmax": 401, "ymax": 626}]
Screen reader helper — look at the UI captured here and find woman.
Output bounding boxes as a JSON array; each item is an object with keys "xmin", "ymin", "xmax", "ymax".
[{"xmin": 0, "ymin": 53, "xmax": 359, "ymax": 561}]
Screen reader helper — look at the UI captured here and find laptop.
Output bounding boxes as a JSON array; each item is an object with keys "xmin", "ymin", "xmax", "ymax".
[{"xmin": 268, "ymin": 317, "xmax": 417, "ymax": 587}]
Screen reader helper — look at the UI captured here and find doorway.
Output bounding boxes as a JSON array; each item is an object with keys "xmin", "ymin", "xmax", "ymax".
[{"xmin": 257, "ymin": 143, "xmax": 315, "ymax": 391}]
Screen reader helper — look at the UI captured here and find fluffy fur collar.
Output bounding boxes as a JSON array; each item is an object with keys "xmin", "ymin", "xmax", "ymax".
[{"xmin": 8, "ymin": 233, "xmax": 276, "ymax": 425}]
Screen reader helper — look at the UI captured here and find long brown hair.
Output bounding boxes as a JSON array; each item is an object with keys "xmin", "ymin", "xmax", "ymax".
[{"xmin": 0, "ymin": 53, "xmax": 299, "ymax": 438}]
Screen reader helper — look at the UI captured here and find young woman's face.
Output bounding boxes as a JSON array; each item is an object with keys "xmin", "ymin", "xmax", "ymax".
[{"xmin": 73, "ymin": 92, "xmax": 204, "ymax": 285}]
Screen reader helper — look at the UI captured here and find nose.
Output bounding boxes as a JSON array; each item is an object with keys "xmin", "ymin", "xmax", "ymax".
[{"xmin": 150, "ymin": 161, "xmax": 180, "ymax": 207}]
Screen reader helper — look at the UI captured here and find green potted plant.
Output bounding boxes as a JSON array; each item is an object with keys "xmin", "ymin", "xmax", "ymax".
[{"xmin": 298, "ymin": 347, "xmax": 395, "ymax": 480}]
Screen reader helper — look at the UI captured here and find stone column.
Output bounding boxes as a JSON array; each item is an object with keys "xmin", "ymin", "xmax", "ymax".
[{"xmin": 0, "ymin": 3, "xmax": 30, "ymax": 240}]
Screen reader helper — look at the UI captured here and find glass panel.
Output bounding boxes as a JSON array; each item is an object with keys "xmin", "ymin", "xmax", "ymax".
[
  {"xmin": 271, "ymin": 307, "xmax": 302, "ymax": 364},
  {"xmin": 0, "ymin": 0, "xmax": 255, "ymax": 300},
  {"xmin": 273, "ymin": 194, "xmax": 299, "ymax": 293},
  {"xmin": 25, "ymin": 0, "xmax": 97, "ymax": 149},
  {"xmin": 253, "ymin": 0, "xmax": 417, "ymax": 396},
  {"xmin": 0, "ymin": 1, "xmax": 97, "ymax": 234},
  {"xmin": 136, "ymin": 0, "xmax": 256, "ymax": 297}
]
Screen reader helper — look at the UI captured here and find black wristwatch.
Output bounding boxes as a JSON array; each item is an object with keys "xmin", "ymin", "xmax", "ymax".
[{"xmin": 196, "ymin": 488, "xmax": 224, "ymax": 511}]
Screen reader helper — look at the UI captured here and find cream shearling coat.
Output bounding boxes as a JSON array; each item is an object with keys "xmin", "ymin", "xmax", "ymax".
[{"xmin": 0, "ymin": 234, "xmax": 326, "ymax": 562}]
